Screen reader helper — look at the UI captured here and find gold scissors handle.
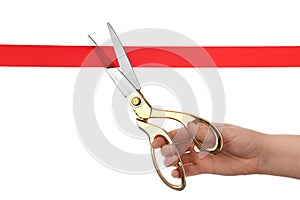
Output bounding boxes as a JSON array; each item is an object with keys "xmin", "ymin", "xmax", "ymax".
[
  {"xmin": 151, "ymin": 109, "xmax": 223, "ymax": 154},
  {"xmin": 136, "ymin": 119, "xmax": 186, "ymax": 191},
  {"xmin": 128, "ymin": 90, "xmax": 223, "ymax": 190},
  {"xmin": 129, "ymin": 90, "xmax": 223, "ymax": 154}
]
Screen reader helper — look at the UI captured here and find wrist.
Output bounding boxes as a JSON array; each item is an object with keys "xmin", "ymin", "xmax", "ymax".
[
  {"xmin": 257, "ymin": 133, "xmax": 271, "ymax": 175},
  {"xmin": 257, "ymin": 133, "xmax": 300, "ymax": 179}
]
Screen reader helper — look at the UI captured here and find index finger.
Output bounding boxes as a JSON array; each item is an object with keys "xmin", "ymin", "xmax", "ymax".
[
  {"xmin": 151, "ymin": 126, "xmax": 192, "ymax": 149},
  {"xmin": 151, "ymin": 126, "xmax": 185, "ymax": 149},
  {"xmin": 151, "ymin": 136, "xmax": 169, "ymax": 148}
]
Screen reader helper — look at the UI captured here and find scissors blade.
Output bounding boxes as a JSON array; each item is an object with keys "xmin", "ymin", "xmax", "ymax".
[
  {"xmin": 107, "ymin": 23, "xmax": 141, "ymax": 90},
  {"xmin": 106, "ymin": 67, "xmax": 137, "ymax": 97}
]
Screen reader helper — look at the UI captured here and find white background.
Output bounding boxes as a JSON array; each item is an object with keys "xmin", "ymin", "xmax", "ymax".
[{"xmin": 0, "ymin": 0, "xmax": 300, "ymax": 199}]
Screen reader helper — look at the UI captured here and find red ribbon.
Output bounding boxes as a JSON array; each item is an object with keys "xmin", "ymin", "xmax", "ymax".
[{"xmin": 1, "ymin": 45, "xmax": 300, "ymax": 67}]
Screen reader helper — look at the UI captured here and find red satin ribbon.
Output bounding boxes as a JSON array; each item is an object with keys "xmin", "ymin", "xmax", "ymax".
[{"xmin": 0, "ymin": 45, "xmax": 300, "ymax": 67}]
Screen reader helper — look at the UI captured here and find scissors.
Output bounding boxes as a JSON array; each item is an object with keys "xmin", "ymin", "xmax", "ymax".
[{"xmin": 92, "ymin": 23, "xmax": 223, "ymax": 190}]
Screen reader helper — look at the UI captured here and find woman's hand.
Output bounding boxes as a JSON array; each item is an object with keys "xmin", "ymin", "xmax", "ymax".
[{"xmin": 152, "ymin": 123, "xmax": 264, "ymax": 178}]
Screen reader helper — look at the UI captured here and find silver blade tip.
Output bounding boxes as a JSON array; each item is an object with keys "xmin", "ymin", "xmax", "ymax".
[
  {"xmin": 107, "ymin": 23, "xmax": 117, "ymax": 37},
  {"xmin": 107, "ymin": 22, "xmax": 113, "ymax": 32}
]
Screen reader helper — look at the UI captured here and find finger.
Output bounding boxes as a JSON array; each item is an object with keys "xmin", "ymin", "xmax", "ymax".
[
  {"xmin": 172, "ymin": 154, "xmax": 216, "ymax": 178},
  {"xmin": 171, "ymin": 164, "xmax": 203, "ymax": 178},
  {"xmin": 168, "ymin": 128, "xmax": 183, "ymax": 139},
  {"xmin": 187, "ymin": 121, "xmax": 206, "ymax": 141},
  {"xmin": 151, "ymin": 136, "xmax": 168, "ymax": 149},
  {"xmin": 183, "ymin": 164, "xmax": 207, "ymax": 176},
  {"xmin": 163, "ymin": 152, "xmax": 195, "ymax": 170},
  {"xmin": 172, "ymin": 128, "xmax": 193, "ymax": 155},
  {"xmin": 161, "ymin": 144, "xmax": 177, "ymax": 157},
  {"xmin": 169, "ymin": 127, "xmax": 193, "ymax": 143},
  {"xmin": 181, "ymin": 153, "xmax": 194, "ymax": 165},
  {"xmin": 171, "ymin": 169, "xmax": 180, "ymax": 178},
  {"xmin": 171, "ymin": 163, "xmax": 193, "ymax": 178},
  {"xmin": 174, "ymin": 141, "xmax": 193, "ymax": 156},
  {"xmin": 151, "ymin": 126, "xmax": 192, "ymax": 149},
  {"xmin": 164, "ymin": 155, "xmax": 178, "ymax": 167},
  {"xmin": 153, "ymin": 125, "xmax": 198, "ymax": 152}
]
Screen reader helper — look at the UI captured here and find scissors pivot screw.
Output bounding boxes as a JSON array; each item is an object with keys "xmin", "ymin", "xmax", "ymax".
[{"xmin": 131, "ymin": 97, "xmax": 141, "ymax": 106}]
